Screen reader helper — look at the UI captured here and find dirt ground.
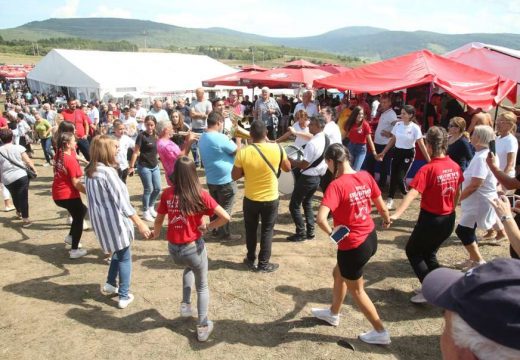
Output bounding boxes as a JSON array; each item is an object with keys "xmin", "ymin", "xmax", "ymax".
[{"xmin": 0, "ymin": 146, "xmax": 510, "ymax": 360}]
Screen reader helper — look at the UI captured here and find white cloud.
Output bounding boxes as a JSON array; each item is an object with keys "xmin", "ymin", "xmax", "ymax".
[
  {"xmin": 52, "ymin": 0, "xmax": 80, "ymax": 18},
  {"xmin": 90, "ymin": 5, "xmax": 132, "ymax": 18}
]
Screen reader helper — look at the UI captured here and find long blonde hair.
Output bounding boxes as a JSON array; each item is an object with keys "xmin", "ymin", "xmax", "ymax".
[{"xmin": 85, "ymin": 135, "xmax": 118, "ymax": 178}]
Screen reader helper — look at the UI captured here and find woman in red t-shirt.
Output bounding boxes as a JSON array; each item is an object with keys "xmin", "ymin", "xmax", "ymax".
[
  {"xmin": 315, "ymin": 143, "xmax": 392, "ymax": 345},
  {"xmin": 390, "ymin": 127, "xmax": 463, "ymax": 303},
  {"xmin": 154, "ymin": 156, "xmax": 230, "ymax": 342},
  {"xmin": 344, "ymin": 106, "xmax": 376, "ymax": 171},
  {"xmin": 52, "ymin": 132, "xmax": 88, "ymax": 259}
]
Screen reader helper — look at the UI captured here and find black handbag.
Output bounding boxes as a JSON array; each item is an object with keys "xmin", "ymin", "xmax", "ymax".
[{"xmin": 0, "ymin": 150, "xmax": 37, "ymax": 180}]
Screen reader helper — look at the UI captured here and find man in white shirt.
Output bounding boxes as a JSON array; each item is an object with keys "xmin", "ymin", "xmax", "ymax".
[
  {"xmin": 287, "ymin": 115, "xmax": 329, "ymax": 242},
  {"xmin": 41, "ymin": 103, "xmax": 56, "ymax": 127},
  {"xmin": 190, "ymin": 88, "xmax": 213, "ymax": 167},
  {"xmin": 148, "ymin": 99, "xmax": 169, "ymax": 123},
  {"xmin": 320, "ymin": 106, "xmax": 341, "ymax": 145},
  {"xmin": 364, "ymin": 95, "xmax": 397, "ymax": 187},
  {"xmin": 134, "ymin": 98, "xmax": 148, "ymax": 129},
  {"xmin": 293, "ymin": 90, "xmax": 318, "ymax": 118},
  {"xmin": 87, "ymin": 102, "xmax": 99, "ymax": 130}
]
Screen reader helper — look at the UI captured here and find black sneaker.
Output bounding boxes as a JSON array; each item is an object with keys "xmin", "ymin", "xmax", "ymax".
[
  {"xmin": 286, "ymin": 234, "xmax": 306, "ymax": 242},
  {"xmin": 243, "ymin": 257, "xmax": 257, "ymax": 271},
  {"xmin": 306, "ymin": 233, "xmax": 315, "ymax": 240},
  {"xmin": 256, "ymin": 263, "xmax": 279, "ymax": 273}
]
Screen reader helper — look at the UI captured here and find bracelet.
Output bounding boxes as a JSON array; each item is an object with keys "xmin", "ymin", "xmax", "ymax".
[{"xmin": 500, "ymin": 215, "xmax": 513, "ymax": 222}]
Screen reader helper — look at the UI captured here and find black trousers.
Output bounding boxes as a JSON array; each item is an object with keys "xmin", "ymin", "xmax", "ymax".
[
  {"xmin": 243, "ymin": 197, "xmax": 278, "ymax": 267},
  {"xmin": 6, "ymin": 176, "xmax": 29, "ymax": 218},
  {"xmin": 389, "ymin": 147, "xmax": 415, "ymax": 198},
  {"xmin": 406, "ymin": 209, "xmax": 456, "ymax": 282},
  {"xmin": 289, "ymin": 174, "xmax": 320, "ymax": 236},
  {"xmin": 54, "ymin": 198, "xmax": 87, "ymax": 250}
]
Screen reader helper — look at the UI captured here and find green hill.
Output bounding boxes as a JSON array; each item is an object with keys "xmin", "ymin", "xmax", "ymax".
[{"xmin": 1, "ymin": 18, "xmax": 519, "ymax": 59}]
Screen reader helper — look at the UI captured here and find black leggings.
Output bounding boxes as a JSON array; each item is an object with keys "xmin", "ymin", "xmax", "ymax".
[
  {"xmin": 388, "ymin": 147, "xmax": 415, "ymax": 198},
  {"xmin": 337, "ymin": 230, "xmax": 377, "ymax": 280},
  {"xmin": 54, "ymin": 198, "xmax": 87, "ymax": 250},
  {"xmin": 6, "ymin": 176, "xmax": 30, "ymax": 218},
  {"xmin": 406, "ymin": 209, "xmax": 456, "ymax": 282}
]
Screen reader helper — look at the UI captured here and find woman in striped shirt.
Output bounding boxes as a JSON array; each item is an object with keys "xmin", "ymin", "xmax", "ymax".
[{"xmin": 85, "ymin": 135, "xmax": 152, "ymax": 309}]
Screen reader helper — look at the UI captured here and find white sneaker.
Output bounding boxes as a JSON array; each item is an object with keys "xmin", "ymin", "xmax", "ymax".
[
  {"xmin": 142, "ymin": 210, "xmax": 154, "ymax": 222},
  {"xmin": 180, "ymin": 302, "xmax": 193, "ymax": 317},
  {"xmin": 385, "ymin": 198, "xmax": 394, "ymax": 210},
  {"xmin": 311, "ymin": 307, "xmax": 340, "ymax": 326},
  {"xmin": 359, "ymin": 329, "xmax": 391, "ymax": 345},
  {"xmin": 70, "ymin": 248, "xmax": 87, "ymax": 259},
  {"xmin": 457, "ymin": 259, "xmax": 486, "ymax": 272},
  {"xmin": 197, "ymin": 320, "xmax": 214, "ymax": 342},
  {"xmin": 83, "ymin": 220, "xmax": 90, "ymax": 230},
  {"xmin": 410, "ymin": 291, "xmax": 427, "ymax": 304},
  {"xmin": 42, "ymin": 163, "xmax": 50, "ymax": 167},
  {"xmin": 102, "ymin": 283, "xmax": 119, "ymax": 295},
  {"xmin": 67, "ymin": 216, "xmax": 73, "ymax": 225},
  {"xmin": 118, "ymin": 294, "xmax": 134, "ymax": 309},
  {"xmin": 64, "ymin": 235, "xmax": 82, "ymax": 249},
  {"xmin": 149, "ymin": 208, "xmax": 157, "ymax": 218}
]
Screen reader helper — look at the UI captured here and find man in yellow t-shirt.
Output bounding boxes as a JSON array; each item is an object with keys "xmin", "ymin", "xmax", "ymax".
[{"xmin": 232, "ymin": 121, "xmax": 291, "ymax": 273}]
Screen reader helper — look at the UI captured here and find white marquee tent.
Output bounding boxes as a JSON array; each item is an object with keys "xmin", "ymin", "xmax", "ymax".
[{"xmin": 27, "ymin": 49, "xmax": 238, "ymax": 102}]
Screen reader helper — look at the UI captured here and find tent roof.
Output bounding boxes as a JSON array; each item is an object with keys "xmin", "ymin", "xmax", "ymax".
[
  {"xmin": 202, "ymin": 65, "xmax": 267, "ymax": 87},
  {"xmin": 284, "ymin": 59, "xmax": 319, "ymax": 68},
  {"xmin": 241, "ymin": 66, "xmax": 331, "ymax": 89},
  {"xmin": 27, "ymin": 49, "xmax": 236, "ymax": 93},
  {"xmin": 314, "ymin": 49, "xmax": 517, "ymax": 110},
  {"xmin": 444, "ymin": 42, "xmax": 520, "ymax": 84}
]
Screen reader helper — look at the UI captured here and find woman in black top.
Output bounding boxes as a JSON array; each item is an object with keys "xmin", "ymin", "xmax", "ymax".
[
  {"xmin": 447, "ymin": 117, "xmax": 474, "ymax": 171},
  {"xmin": 129, "ymin": 115, "xmax": 161, "ymax": 222}
]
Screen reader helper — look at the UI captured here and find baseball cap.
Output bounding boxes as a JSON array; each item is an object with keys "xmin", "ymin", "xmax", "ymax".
[{"xmin": 422, "ymin": 258, "xmax": 520, "ymax": 350}]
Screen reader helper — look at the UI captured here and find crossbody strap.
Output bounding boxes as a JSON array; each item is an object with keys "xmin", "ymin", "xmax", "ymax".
[
  {"xmin": 251, "ymin": 143, "xmax": 283, "ymax": 178},
  {"xmin": 0, "ymin": 149, "xmax": 26, "ymax": 171},
  {"xmin": 305, "ymin": 134, "xmax": 330, "ymax": 171}
]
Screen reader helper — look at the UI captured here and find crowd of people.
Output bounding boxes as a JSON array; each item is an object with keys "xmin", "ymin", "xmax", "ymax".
[{"xmin": 0, "ymin": 82, "xmax": 519, "ymax": 354}]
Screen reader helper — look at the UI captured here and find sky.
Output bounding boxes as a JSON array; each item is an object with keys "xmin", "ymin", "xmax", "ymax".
[{"xmin": 1, "ymin": 0, "xmax": 519, "ymax": 37}]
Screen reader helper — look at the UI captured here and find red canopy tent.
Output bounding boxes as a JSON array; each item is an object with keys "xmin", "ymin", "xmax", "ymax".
[
  {"xmin": 0, "ymin": 65, "xmax": 34, "ymax": 80},
  {"xmin": 314, "ymin": 50, "xmax": 517, "ymax": 110},
  {"xmin": 317, "ymin": 63, "xmax": 351, "ymax": 74},
  {"xmin": 202, "ymin": 65, "xmax": 268, "ymax": 87},
  {"xmin": 444, "ymin": 43, "xmax": 520, "ymax": 85},
  {"xmin": 240, "ymin": 59, "xmax": 331, "ymax": 89}
]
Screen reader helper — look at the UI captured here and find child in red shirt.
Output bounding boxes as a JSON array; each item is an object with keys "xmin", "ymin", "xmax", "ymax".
[
  {"xmin": 154, "ymin": 156, "xmax": 229, "ymax": 342},
  {"xmin": 52, "ymin": 132, "xmax": 88, "ymax": 259},
  {"xmin": 391, "ymin": 126, "xmax": 463, "ymax": 304}
]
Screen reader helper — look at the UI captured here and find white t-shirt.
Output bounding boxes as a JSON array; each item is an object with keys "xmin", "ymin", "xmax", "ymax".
[
  {"xmin": 391, "ymin": 121, "xmax": 422, "ymax": 149},
  {"xmin": 292, "ymin": 121, "xmax": 310, "ymax": 149},
  {"xmin": 88, "ymin": 107, "xmax": 99, "ymax": 125},
  {"xmin": 460, "ymin": 149, "xmax": 498, "ymax": 229},
  {"xmin": 301, "ymin": 132, "xmax": 328, "ymax": 176},
  {"xmin": 114, "ymin": 135, "xmax": 136, "ymax": 171},
  {"xmin": 148, "ymin": 109, "xmax": 169, "ymax": 123},
  {"xmin": 371, "ymin": 99, "xmax": 380, "ymax": 119},
  {"xmin": 323, "ymin": 121, "xmax": 342, "ymax": 145},
  {"xmin": 374, "ymin": 108, "xmax": 397, "ymax": 145},
  {"xmin": 0, "ymin": 144, "xmax": 28, "ymax": 185},
  {"xmin": 496, "ymin": 133, "xmax": 518, "ymax": 177},
  {"xmin": 293, "ymin": 102, "xmax": 319, "ymax": 117},
  {"xmin": 135, "ymin": 107, "xmax": 148, "ymax": 123},
  {"xmin": 122, "ymin": 117, "xmax": 138, "ymax": 138}
]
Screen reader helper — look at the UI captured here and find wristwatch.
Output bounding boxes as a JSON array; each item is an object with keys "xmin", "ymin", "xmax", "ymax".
[{"xmin": 500, "ymin": 215, "xmax": 513, "ymax": 222}]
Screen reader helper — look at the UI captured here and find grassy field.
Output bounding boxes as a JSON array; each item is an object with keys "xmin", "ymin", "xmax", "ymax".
[{"xmin": 0, "ymin": 52, "xmax": 42, "ymax": 65}]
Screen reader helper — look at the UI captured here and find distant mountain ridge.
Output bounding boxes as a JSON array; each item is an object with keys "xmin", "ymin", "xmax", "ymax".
[{"xmin": 1, "ymin": 18, "xmax": 519, "ymax": 59}]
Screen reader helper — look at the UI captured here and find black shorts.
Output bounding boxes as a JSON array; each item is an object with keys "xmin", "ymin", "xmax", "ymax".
[{"xmin": 337, "ymin": 230, "xmax": 377, "ymax": 280}]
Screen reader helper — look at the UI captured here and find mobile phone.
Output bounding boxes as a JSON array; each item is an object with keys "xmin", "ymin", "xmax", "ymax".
[
  {"xmin": 489, "ymin": 140, "xmax": 496, "ymax": 155},
  {"xmin": 330, "ymin": 225, "xmax": 350, "ymax": 245}
]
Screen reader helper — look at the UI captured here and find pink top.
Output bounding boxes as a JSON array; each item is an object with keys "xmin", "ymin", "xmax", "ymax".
[{"xmin": 157, "ymin": 138, "xmax": 181, "ymax": 186}]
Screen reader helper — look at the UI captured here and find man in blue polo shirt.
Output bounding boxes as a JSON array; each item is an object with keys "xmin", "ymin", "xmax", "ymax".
[{"xmin": 199, "ymin": 111, "xmax": 242, "ymax": 241}]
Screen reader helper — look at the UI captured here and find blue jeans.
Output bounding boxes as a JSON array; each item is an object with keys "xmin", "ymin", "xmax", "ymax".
[
  {"xmin": 107, "ymin": 246, "xmax": 132, "ymax": 300},
  {"xmin": 76, "ymin": 138, "xmax": 90, "ymax": 161},
  {"xmin": 137, "ymin": 164, "xmax": 161, "ymax": 211},
  {"xmin": 347, "ymin": 142, "xmax": 367, "ymax": 171},
  {"xmin": 41, "ymin": 137, "xmax": 54, "ymax": 164},
  {"xmin": 207, "ymin": 182, "xmax": 236, "ymax": 237},
  {"xmin": 168, "ymin": 239, "xmax": 209, "ymax": 326},
  {"xmin": 191, "ymin": 128, "xmax": 205, "ymax": 166}
]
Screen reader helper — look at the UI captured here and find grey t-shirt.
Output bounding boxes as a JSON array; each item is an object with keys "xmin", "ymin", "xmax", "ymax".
[
  {"xmin": 190, "ymin": 100, "xmax": 212, "ymax": 130},
  {"xmin": 0, "ymin": 144, "xmax": 27, "ymax": 185}
]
